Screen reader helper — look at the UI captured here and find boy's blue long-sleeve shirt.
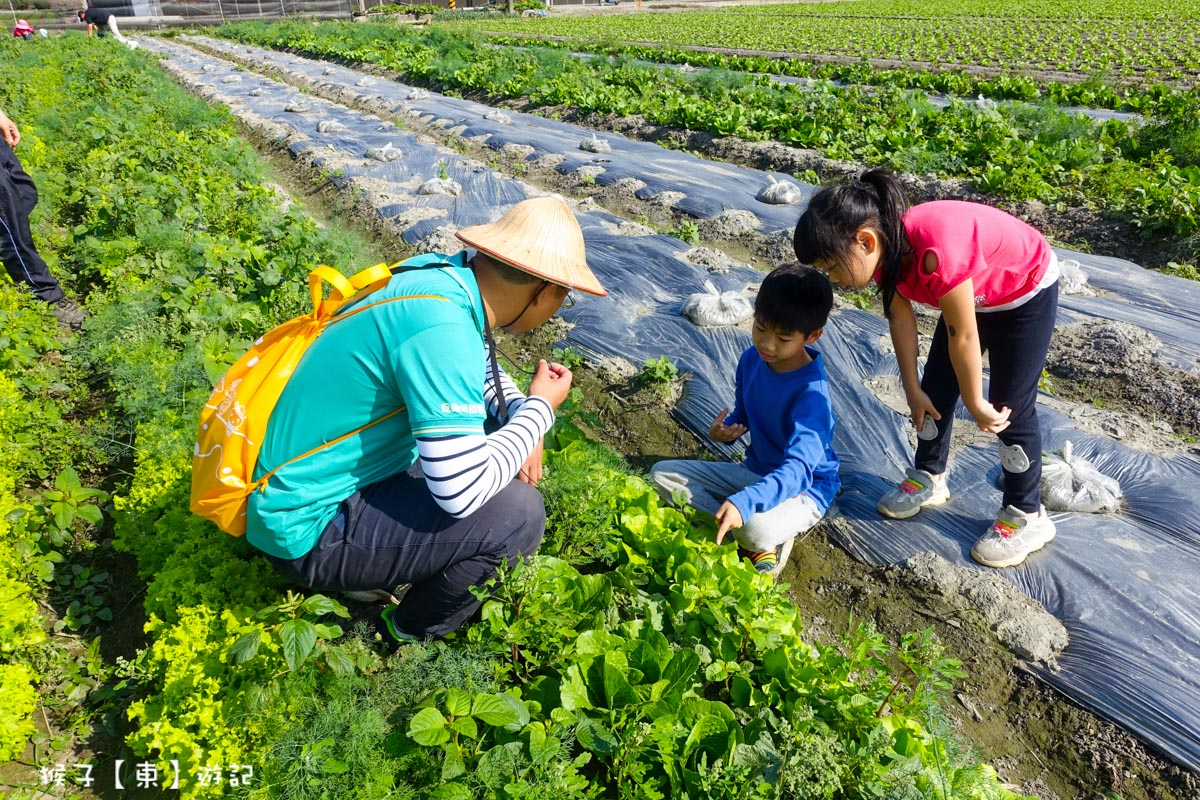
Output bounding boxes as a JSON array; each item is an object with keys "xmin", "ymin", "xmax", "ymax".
[{"xmin": 724, "ymin": 345, "xmax": 840, "ymax": 523}]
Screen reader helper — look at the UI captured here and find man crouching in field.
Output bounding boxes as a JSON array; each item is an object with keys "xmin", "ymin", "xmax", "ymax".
[{"xmin": 244, "ymin": 197, "xmax": 606, "ymax": 646}]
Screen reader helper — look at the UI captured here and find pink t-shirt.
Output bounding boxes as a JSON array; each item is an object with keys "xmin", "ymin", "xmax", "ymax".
[{"xmin": 882, "ymin": 201, "xmax": 1051, "ymax": 309}]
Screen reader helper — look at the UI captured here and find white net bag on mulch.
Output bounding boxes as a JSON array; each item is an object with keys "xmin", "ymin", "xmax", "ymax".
[
  {"xmin": 580, "ymin": 134, "xmax": 611, "ymax": 154},
  {"xmin": 418, "ymin": 178, "xmax": 463, "ymax": 196},
  {"xmin": 681, "ymin": 281, "xmax": 754, "ymax": 327},
  {"xmin": 755, "ymin": 177, "xmax": 803, "ymax": 205},
  {"xmin": 1059, "ymin": 258, "xmax": 1095, "ymax": 296},
  {"xmin": 1040, "ymin": 440, "xmax": 1123, "ymax": 513},
  {"xmin": 366, "ymin": 143, "xmax": 403, "ymax": 162}
]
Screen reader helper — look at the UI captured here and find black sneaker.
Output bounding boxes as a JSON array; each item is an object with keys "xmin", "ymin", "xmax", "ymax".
[
  {"xmin": 51, "ymin": 297, "xmax": 86, "ymax": 330},
  {"xmin": 376, "ymin": 605, "xmax": 421, "ymax": 650}
]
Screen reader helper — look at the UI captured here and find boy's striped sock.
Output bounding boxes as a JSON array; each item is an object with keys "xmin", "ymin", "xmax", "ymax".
[
  {"xmin": 748, "ymin": 548, "xmax": 779, "ymax": 573},
  {"xmin": 738, "ymin": 545, "xmax": 781, "ymax": 573}
]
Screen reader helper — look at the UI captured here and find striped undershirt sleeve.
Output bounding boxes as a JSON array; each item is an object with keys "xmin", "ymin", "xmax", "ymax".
[
  {"xmin": 482, "ymin": 354, "xmax": 526, "ymax": 420},
  {"xmin": 416, "ymin": 396, "xmax": 554, "ymax": 518}
]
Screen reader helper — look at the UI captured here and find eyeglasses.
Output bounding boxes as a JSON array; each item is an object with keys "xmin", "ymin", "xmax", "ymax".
[{"xmin": 561, "ymin": 290, "xmax": 577, "ymax": 309}]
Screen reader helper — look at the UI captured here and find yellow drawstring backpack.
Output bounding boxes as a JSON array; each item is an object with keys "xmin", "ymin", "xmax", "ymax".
[{"xmin": 190, "ymin": 259, "xmax": 451, "ymax": 535}]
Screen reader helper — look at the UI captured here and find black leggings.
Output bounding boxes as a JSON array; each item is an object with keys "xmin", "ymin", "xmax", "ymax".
[{"xmin": 915, "ymin": 281, "xmax": 1059, "ymax": 513}]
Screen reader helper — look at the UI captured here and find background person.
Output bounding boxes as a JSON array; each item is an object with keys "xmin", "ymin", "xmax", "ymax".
[
  {"xmin": 793, "ymin": 168, "xmax": 1060, "ymax": 569},
  {"xmin": 78, "ymin": 5, "xmax": 135, "ymax": 46},
  {"xmin": 244, "ymin": 196, "xmax": 606, "ymax": 644},
  {"xmin": 0, "ymin": 107, "xmax": 86, "ymax": 329}
]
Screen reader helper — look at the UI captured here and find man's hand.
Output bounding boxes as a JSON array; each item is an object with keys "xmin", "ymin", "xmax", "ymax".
[
  {"xmin": 527, "ymin": 359, "xmax": 572, "ymax": 410},
  {"xmin": 0, "ymin": 111, "xmax": 20, "ymax": 149},
  {"xmin": 714, "ymin": 501, "xmax": 743, "ymax": 545},
  {"xmin": 708, "ymin": 407, "xmax": 747, "ymax": 443},
  {"xmin": 967, "ymin": 400, "xmax": 1012, "ymax": 434},
  {"xmin": 519, "ymin": 439, "xmax": 544, "ymax": 486}
]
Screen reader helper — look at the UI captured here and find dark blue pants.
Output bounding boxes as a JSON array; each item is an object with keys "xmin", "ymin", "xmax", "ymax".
[
  {"xmin": 916, "ymin": 281, "xmax": 1059, "ymax": 513},
  {"xmin": 0, "ymin": 139, "xmax": 63, "ymax": 303},
  {"xmin": 268, "ymin": 463, "xmax": 545, "ymax": 638}
]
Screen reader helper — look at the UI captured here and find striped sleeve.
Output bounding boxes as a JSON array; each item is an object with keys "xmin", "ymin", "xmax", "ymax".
[
  {"xmin": 417, "ymin": 396, "xmax": 554, "ymax": 518},
  {"xmin": 482, "ymin": 354, "xmax": 526, "ymax": 421}
]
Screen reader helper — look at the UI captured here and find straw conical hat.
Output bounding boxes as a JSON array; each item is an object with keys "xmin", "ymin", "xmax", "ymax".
[{"xmin": 455, "ymin": 197, "xmax": 606, "ymax": 297}]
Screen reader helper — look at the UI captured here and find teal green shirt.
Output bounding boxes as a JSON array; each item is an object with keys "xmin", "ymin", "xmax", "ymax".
[{"xmin": 246, "ymin": 253, "xmax": 488, "ymax": 559}]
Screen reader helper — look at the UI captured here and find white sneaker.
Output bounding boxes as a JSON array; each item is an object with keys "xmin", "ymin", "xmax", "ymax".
[
  {"xmin": 877, "ymin": 468, "xmax": 950, "ymax": 520},
  {"xmin": 971, "ymin": 505, "xmax": 1056, "ymax": 568}
]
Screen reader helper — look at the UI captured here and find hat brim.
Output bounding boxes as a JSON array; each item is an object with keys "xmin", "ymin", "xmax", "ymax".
[{"xmin": 456, "ymin": 232, "xmax": 608, "ymax": 297}]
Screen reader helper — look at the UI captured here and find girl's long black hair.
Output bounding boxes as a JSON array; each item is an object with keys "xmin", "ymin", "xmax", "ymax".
[{"xmin": 792, "ymin": 168, "xmax": 911, "ymax": 317}]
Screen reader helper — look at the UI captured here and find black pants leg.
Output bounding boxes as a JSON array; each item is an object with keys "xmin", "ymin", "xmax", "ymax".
[
  {"xmin": 914, "ymin": 316, "xmax": 960, "ymax": 477},
  {"xmin": 978, "ymin": 282, "xmax": 1059, "ymax": 513},
  {"xmin": 0, "ymin": 139, "xmax": 63, "ymax": 303},
  {"xmin": 269, "ymin": 463, "xmax": 545, "ymax": 638},
  {"xmin": 913, "ymin": 283, "xmax": 1059, "ymax": 513}
]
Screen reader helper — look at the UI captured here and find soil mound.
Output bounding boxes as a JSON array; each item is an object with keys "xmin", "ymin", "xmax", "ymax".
[
  {"xmin": 902, "ymin": 552, "xmax": 1069, "ymax": 666},
  {"xmin": 1047, "ymin": 320, "xmax": 1200, "ymax": 437}
]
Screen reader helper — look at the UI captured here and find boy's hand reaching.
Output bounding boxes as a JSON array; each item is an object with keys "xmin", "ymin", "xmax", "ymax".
[
  {"xmin": 714, "ymin": 501, "xmax": 743, "ymax": 544},
  {"xmin": 709, "ymin": 408, "xmax": 747, "ymax": 443}
]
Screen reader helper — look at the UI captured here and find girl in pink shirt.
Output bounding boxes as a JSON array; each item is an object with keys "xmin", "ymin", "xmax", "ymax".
[{"xmin": 793, "ymin": 168, "xmax": 1060, "ymax": 569}]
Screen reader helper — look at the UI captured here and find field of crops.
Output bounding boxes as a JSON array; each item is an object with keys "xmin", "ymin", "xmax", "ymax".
[
  {"xmin": 457, "ymin": 0, "xmax": 1200, "ymax": 80},
  {"xmin": 0, "ymin": 32, "xmax": 1047, "ymax": 800},
  {"xmin": 224, "ymin": 19, "xmax": 1200, "ymax": 266}
]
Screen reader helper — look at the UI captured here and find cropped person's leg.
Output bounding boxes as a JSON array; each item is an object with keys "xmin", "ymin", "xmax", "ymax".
[{"xmin": 0, "ymin": 141, "xmax": 63, "ymax": 302}]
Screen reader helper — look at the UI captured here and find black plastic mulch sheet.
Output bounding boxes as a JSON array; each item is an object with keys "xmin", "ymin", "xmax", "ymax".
[{"xmin": 145, "ymin": 38, "xmax": 1200, "ymax": 772}]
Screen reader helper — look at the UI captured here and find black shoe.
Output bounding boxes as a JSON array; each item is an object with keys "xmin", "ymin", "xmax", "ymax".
[
  {"xmin": 376, "ymin": 605, "xmax": 421, "ymax": 650},
  {"xmin": 51, "ymin": 297, "xmax": 86, "ymax": 330}
]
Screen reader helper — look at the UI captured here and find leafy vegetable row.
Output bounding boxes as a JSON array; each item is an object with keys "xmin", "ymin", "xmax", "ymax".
[
  {"xmin": 454, "ymin": 0, "xmax": 1200, "ymax": 81},
  {"xmin": 220, "ymin": 21, "xmax": 1200, "ymax": 254},
  {"xmin": 470, "ymin": 34, "xmax": 1189, "ymax": 115}
]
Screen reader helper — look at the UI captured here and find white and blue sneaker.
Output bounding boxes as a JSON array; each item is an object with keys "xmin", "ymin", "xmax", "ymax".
[
  {"xmin": 877, "ymin": 468, "xmax": 950, "ymax": 520},
  {"xmin": 971, "ymin": 505, "xmax": 1056, "ymax": 568}
]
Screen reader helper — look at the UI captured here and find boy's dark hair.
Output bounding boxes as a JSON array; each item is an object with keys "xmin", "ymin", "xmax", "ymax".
[
  {"xmin": 793, "ymin": 167, "xmax": 910, "ymax": 318},
  {"xmin": 754, "ymin": 263, "xmax": 833, "ymax": 335}
]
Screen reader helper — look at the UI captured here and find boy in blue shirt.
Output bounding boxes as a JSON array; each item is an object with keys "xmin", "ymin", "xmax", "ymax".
[{"xmin": 651, "ymin": 264, "xmax": 840, "ymax": 575}]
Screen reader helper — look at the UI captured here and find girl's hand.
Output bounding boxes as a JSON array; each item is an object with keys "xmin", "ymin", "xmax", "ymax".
[
  {"xmin": 709, "ymin": 407, "xmax": 747, "ymax": 443},
  {"xmin": 714, "ymin": 501, "xmax": 743, "ymax": 544},
  {"xmin": 968, "ymin": 401, "xmax": 1011, "ymax": 434},
  {"xmin": 905, "ymin": 388, "xmax": 941, "ymax": 432}
]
